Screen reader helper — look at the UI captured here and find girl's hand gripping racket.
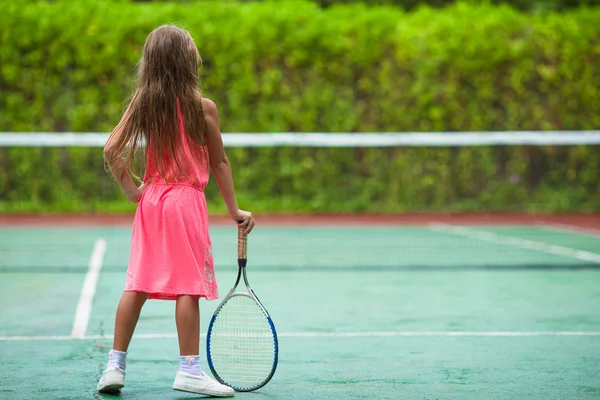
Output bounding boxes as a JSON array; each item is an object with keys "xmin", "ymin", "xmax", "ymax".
[{"xmin": 206, "ymin": 223, "xmax": 279, "ymax": 392}]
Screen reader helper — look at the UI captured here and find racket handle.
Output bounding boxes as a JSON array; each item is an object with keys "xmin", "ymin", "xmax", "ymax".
[{"xmin": 238, "ymin": 222, "xmax": 247, "ymax": 261}]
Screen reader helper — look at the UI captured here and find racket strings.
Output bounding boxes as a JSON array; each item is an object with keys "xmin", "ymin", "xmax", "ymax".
[{"xmin": 209, "ymin": 295, "xmax": 276, "ymax": 390}]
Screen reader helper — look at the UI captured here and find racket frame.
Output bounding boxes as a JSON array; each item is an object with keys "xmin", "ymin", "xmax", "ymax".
[{"xmin": 206, "ymin": 224, "xmax": 279, "ymax": 392}]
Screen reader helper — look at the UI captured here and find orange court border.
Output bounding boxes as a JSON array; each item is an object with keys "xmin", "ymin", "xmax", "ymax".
[{"xmin": 1, "ymin": 213, "xmax": 599, "ymax": 231}]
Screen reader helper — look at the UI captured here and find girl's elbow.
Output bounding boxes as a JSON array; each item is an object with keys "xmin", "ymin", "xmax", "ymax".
[
  {"xmin": 103, "ymin": 147, "xmax": 123, "ymax": 176},
  {"xmin": 103, "ymin": 145, "xmax": 119, "ymax": 162},
  {"xmin": 103, "ymin": 146, "xmax": 113, "ymax": 159},
  {"xmin": 211, "ymin": 159, "xmax": 229, "ymax": 171}
]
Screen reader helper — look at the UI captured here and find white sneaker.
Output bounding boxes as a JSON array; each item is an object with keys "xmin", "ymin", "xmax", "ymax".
[
  {"xmin": 172, "ymin": 370, "xmax": 235, "ymax": 397},
  {"xmin": 96, "ymin": 367, "xmax": 125, "ymax": 393}
]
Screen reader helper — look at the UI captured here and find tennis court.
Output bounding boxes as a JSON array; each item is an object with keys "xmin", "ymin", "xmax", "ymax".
[{"xmin": 1, "ymin": 215, "xmax": 599, "ymax": 400}]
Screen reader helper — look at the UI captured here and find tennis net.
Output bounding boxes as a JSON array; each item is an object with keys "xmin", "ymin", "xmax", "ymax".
[{"xmin": 1, "ymin": 131, "xmax": 599, "ymax": 272}]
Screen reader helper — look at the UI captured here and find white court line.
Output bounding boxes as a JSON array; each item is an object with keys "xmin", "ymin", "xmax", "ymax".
[
  {"xmin": 1, "ymin": 331, "xmax": 600, "ymax": 341},
  {"xmin": 277, "ymin": 331, "xmax": 600, "ymax": 337},
  {"xmin": 70, "ymin": 238, "xmax": 107, "ymax": 339},
  {"xmin": 430, "ymin": 223, "xmax": 600, "ymax": 264},
  {"xmin": 535, "ymin": 221, "xmax": 600, "ymax": 238}
]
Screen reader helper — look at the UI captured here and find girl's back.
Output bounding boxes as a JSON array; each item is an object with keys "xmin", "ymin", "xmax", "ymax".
[
  {"xmin": 144, "ymin": 98, "xmax": 210, "ymax": 190},
  {"xmin": 104, "ymin": 25, "xmax": 210, "ymax": 191}
]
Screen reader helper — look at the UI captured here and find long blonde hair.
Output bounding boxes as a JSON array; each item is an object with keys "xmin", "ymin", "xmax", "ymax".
[{"xmin": 106, "ymin": 25, "xmax": 207, "ymax": 181}]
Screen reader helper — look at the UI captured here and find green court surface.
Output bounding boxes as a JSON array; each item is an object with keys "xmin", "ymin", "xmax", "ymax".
[{"xmin": 1, "ymin": 223, "xmax": 599, "ymax": 399}]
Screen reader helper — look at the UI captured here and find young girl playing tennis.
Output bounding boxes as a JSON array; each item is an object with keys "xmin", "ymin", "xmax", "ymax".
[{"xmin": 97, "ymin": 25, "xmax": 254, "ymax": 397}]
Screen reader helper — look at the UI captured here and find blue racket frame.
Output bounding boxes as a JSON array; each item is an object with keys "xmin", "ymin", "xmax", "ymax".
[{"xmin": 206, "ymin": 225, "xmax": 279, "ymax": 392}]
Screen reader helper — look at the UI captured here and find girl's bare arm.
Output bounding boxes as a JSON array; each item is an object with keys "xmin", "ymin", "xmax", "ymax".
[
  {"xmin": 204, "ymin": 98, "xmax": 254, "ymax": 233},
  {"xmin": 103, "ymin": 107, "xmax": 145, "ymax": 203}
]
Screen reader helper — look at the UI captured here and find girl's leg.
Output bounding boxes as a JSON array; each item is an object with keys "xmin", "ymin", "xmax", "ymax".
[
  {"xmin": 171, "ymin": 295, "xmax": 234, "ymax": 396},
  {"xmin": 175, "ymin": 295, "xmax": 200, "ymax": 356},
  {"xmin": 97, "ymin": 291, "xmax": 148, "ymax": 393},
  {"xmin": 113, "ymin": 291, "xmax": 149, "ymax": 352}
]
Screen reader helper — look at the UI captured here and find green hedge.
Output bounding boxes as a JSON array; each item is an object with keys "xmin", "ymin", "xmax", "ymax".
[
  {"xmin": 317, "ymin": 0, "xmax": 600, "ymax": 12},
  {"xmin": 1, "ymin": 0, "xmax": 599, "ymax": 213},
  {"xmin": 134, "ymin": 0, "xmax": 600, "ymax": 13}
]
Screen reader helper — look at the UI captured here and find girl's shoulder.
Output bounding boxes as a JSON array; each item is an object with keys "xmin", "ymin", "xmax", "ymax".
[
  {"xmin": 201, "ymin": 97, "xmax": 218, "ymax": 113},
  {"xmin": 201, "ymin": 97, "xmax": 219, "ymax": 121}
]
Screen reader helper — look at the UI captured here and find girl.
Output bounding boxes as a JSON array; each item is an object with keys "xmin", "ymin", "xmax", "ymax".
[{"xmin": 98, "ymin": 25, "xmax": 254, "ymax": 397}]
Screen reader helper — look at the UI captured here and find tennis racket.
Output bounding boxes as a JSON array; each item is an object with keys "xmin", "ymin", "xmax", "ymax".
[{"xmin": 206, "ymin": 223, "xmax": 278, "ymax": 392}]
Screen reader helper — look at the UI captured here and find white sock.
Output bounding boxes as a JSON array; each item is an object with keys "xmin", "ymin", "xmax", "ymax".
[
  {"xmin": 179, "ymin": 355, "xmax": 203, "ymax": 375},
  {"xmin": 107, "ymin": 349, "xmax": 127, "ymax": 370}
]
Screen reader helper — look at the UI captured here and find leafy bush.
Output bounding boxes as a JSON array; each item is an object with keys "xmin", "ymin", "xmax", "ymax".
[
  {"xmin": 0, "ymin": 0, "xmax": 599, "ymax": 213},
  {"xmin": 133, "ymin": 0, "xmax": 600, "ymax": 13}
]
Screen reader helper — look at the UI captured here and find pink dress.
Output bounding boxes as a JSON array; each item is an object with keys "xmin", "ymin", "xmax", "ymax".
[{"xmin": 124, "ymin": 101, "xmax": 218, "ymax": 301}]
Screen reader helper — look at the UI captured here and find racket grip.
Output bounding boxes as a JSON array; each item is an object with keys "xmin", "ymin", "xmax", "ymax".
[{"xmin": 238, "ymin": 222, "xmax": 247, "ymax": 260}]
